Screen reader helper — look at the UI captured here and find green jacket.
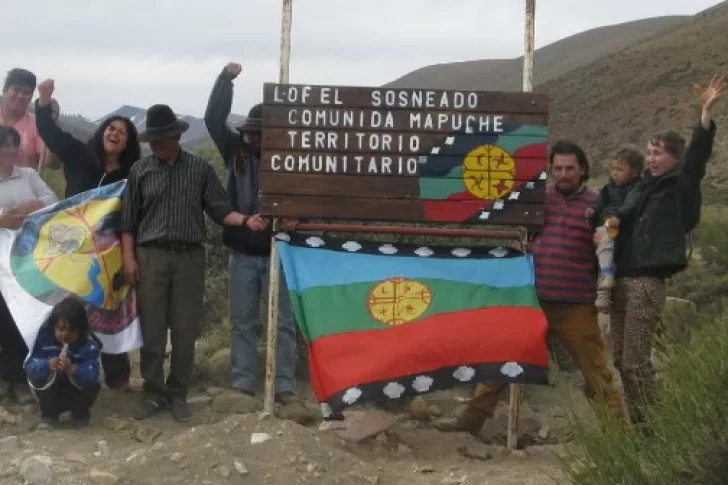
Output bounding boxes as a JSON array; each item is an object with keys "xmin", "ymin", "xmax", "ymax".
[{"xmin": 615, "ymin": 120, "xmax": 716, "ymax": 278}]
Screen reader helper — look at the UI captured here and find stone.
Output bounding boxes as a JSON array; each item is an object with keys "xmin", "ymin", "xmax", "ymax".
[
  {"xmin": 0, "ymin": 436, "xmax": 20, "ymax": 453},
  {"xmin": 538, "ymin": 425, "xmax": 550, "ymax": 440},
  {"xmin": 206, "ymin": 386, "xmax": 226, "ymax": 396},
  {"xmin": 20, "ymin": 455, "xmax": 53, "ymax": 485},
  {"xmin": 170, "ymin": 452, "xmax": 186, "ymax": 463},
  {"xmin": 133, "ymin": 425, "xmax": 162, "ymax": 443},
  {"xmin": 217, "ymin": 465, "xmax": 231, "ymax": 478},
  {"xmin": 188, "ymin": 396, "xmax": 213, "ymax": 407},
  {"xmin": 415, "ymin": 464, "xmax": 435, "ymax": 473},
  {"xmin": 250, "ymin": 432, "xmax": 273, "ymax": 444},
  {"xmin": 428, "ymin": 405, "xmax": 442, "ymax": 417},
  {"xmin": 442, "ymin": 475, "xmax": 466, "ymax": 484},
  {"xmin": 458, "ymin": 444, "xmax": 493, "ymax": 461},
  {"xmin": 212, "ymin": 392, "xmax": 260, "ymax": 414},
  {"xmin": 65, "ymin": 453, "xmax": 86, "ymax": 463},
  {"xmin": 204, "ymin": 349, "xmax": 232, "ymax": 386},
  {"xmin": 339, "ymin": 411, "xmax": 395, "ymax": 442},
  {"xmin": 97, "ymin": 440, "xmax": 110, "ymax": 458},
  {"xmin": 233, "ymin": 460, "xmax": 249, "ymax": 475},
  {"xmin": 408, "ymin": 397, "xmax": 431, "ymax": 422},
  {"xmin": 661, "ymin": 297, "xmax": 698, "ymax": 347},
  {"xmin": 89, "ymin": 470, "xmax": 119, "ymax": 484},
  {"xmin": 318, "ymin": 420, "xmax": 347, "ymax": 431},
  {"xmin": 396, "ymin": 443, "xmax": 414, "ymax": 457}
]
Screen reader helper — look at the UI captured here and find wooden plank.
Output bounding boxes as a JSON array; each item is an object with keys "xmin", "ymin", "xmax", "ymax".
[
  {"xmin": 260, "ymin": 173, "xmax": 546, "ymax": 202},
  {"xmin": 261, "ymin": 151, "xmax": 547, "ymax": 177},
  {"xmin": 259, "ymin": 195, "xmax": 544, "ymax": 227},
  {"xmin": 261, "ymin": 128, "xmax": 547, "ymax": 154},
  {"xmin": 263, "ymin": 83, "xmax": 549, "ymax": 114},
  {"xmin": 262, "ymin": 106, "xmax": 548, "ymax": 134}
]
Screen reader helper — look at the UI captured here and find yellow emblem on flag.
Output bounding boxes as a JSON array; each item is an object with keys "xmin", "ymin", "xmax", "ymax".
[
  {"xmin": 368, "ymin": 278, "xmax": 433, "ymax": 326},
  {"xmin": 462, "ymin": 144, "xmax": 516, "ymax": 200}
]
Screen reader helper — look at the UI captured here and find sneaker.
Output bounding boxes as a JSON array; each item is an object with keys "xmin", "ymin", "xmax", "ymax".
[
  {"xmin": 598, "ymin": 274, "xmax": 615, "ymax": 290},
  {"xmin": 595, "ymin": 290, "xmax": 612, "ymax": 312},
  {"xmin": 275, "ymin": 393, "xmax": 316, "ymax": 426},
  {"xmin": 169, "ymin": 397, "xmax": 192, "ymax": 422},
  {"xmin": 133, "ymin": 398, "xmax": 164, "ymax": 420}
]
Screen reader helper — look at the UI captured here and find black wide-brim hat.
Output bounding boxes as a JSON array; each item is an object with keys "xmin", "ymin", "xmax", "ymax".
[
  {"xmin": 139, "ymin": 104, "xmax": 190, "ymax": 142},
  {"xmin": 236, "ymin": 102, "xmax": 263, "ymax": 133}
]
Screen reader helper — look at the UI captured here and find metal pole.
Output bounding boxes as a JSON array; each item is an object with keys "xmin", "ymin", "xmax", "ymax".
[
  {"xmin": 508, "ymin": 0, "xmax": 536, "ymax": 451},
  {"xmin": 263, "ymin": 0, "xmax": 293, "ymax": 416}
]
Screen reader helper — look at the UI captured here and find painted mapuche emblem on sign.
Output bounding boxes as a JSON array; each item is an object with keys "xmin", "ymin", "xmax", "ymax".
[
  {"xmin": 9, "ymin": 185, "xmax": 136, "ymax": 335},
  {"xmin": 462, "ymin": 144, "xmax": 516, "ymax": 200},
  {"xmin": 368, "ymin": 277, "xmax": 433, "ymax": 326}
]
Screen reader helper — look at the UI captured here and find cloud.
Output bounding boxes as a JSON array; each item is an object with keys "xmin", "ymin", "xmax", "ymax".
[{"xmin": 1, "ymin": 0, "xmax": 719, "ymax": 119}]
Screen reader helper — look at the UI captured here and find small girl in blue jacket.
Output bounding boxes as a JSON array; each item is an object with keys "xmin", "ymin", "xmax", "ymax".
[{"xmin": 25, "ymin": 297, "xmax": 102, "ymax": 429}]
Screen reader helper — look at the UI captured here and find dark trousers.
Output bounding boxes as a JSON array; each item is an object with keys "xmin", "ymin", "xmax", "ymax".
[
  {"xmin": 0, "ymin": 292, "xmax": 28, "ymax": 384},
  {"xmin": 35, "ymin": 377, "xmax": 100, "ymax": 421},
  {"xmin": 136, "ymin": 245, "xmax": 205, "ymax": 400},
  {"xmin": 101, "ymin": 353, "xmax": 131, "ymax": 388}
]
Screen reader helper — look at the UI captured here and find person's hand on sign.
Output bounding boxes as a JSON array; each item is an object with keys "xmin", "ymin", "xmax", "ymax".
[
  {"xmin": 246, "ymin": 214, "xmax": 268, "ymax": 231},
  {"xmin": 281, "ymin": 218, "xmax": 299, "ymax": 232},
  {"xmin": 225, "ymin": 62, "xmax": 242, "ymax": 79}
]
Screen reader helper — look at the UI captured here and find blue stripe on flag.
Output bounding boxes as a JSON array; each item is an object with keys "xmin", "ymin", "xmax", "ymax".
[{"xmin": 277, "ymin": 241, "xmax": 535, "ymax": 293}]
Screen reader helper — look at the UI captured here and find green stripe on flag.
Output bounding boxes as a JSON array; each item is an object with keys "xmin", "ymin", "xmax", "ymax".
[{"xmin": 290, "ymin": 278, "xmax": 539, "ymax": 341}]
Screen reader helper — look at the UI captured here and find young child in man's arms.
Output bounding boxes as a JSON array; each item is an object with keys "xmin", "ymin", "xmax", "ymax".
[{"xmin": 25, "ymin": 297, "xmax": 101, "ymax": 429}]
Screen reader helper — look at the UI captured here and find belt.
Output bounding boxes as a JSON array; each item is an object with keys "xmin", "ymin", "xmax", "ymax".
[{"xmin": 140, "ymin": 241, "xmax": 203, "ymax": 253}]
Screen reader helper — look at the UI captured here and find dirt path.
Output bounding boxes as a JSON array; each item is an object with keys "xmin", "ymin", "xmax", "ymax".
[{"xmin": 0, "ymin": 375, "xmax": 588, "ymax": 485}]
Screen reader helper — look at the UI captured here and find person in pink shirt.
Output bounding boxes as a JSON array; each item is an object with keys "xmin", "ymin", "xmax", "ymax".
[{"xmin": 0, "ymin": 68, "xmax": 60, "ymax": 172}]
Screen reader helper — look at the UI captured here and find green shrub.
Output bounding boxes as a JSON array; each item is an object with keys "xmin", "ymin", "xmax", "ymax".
[{"xmin": 562, "ymin": 312, "xmax": 728, "ymax": 484}]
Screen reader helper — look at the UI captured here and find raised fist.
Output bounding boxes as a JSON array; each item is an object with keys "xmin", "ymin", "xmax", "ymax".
[
  {"xmin": 225, "ymin": 62, "xmax": 242, "ymax": 79},
  {"xmin": 37, "ymin": 79, "xmax": 55, "ymax": 106}
]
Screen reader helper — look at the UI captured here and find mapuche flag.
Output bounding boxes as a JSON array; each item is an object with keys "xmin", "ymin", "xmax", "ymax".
[{"xmin": 276, "ymin": 233, "xmax": 549, "ymax": 416}]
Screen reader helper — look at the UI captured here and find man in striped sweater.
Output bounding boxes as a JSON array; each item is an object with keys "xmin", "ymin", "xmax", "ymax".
[{"xmin": 435, "ymin": 141, "xmax": 625, "ymax": 434}]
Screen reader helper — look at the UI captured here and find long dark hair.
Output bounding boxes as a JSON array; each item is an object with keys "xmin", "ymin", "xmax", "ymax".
[
  {"xmin": 48, "ymin": 297, "xmax": 90, "ymax": 343},
  {"xmin": 87, "ymin": 116, "xmax": 141, "ymax": 173}
]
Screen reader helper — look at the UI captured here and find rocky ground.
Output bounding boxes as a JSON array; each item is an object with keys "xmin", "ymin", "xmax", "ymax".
[{"xmin": 0, "ymin": 369, "xmax": 592, "ymax": 485}]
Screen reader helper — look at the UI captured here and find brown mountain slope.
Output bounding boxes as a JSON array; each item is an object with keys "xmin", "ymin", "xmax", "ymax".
[
  {"xmin": 385, "ymin": 16, "xmax": 688, "ymax": 91},
  {"xmin": 541, "ymin": 2, "xmax": 728, "ymax": 202}
]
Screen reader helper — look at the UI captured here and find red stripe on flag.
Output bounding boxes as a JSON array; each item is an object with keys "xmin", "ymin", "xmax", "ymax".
[{"xmin": 307, "ymin": 306, "xmax": 549, "ymax": 402}]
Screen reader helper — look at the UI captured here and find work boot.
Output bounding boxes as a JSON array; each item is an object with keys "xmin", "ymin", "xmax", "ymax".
[
  {"xmin": 432, "ymin": 408, "xmax": 487, "ymax": 435},
  {"xmin": 276, "ymin": 392, "xmax": 317, "ymax": 426}
]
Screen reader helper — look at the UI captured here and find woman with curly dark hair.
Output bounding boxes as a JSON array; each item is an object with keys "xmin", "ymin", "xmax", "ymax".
[{"xmin": 34, "ymin": 78, "xmax": 142, "ymax": 390}]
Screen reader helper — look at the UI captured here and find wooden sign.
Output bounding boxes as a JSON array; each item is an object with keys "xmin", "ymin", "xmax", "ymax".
[{"xmin": 259, "ymin": 84, "xmax": 549, "ymax": 227}]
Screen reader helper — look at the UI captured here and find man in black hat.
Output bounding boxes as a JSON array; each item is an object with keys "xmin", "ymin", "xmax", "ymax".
[
  {"xmin": 120, "ymin": 103, "xmax": 266, "ymax": 422},
  {"xmin": 205, "ymin": 63, "xmax": 312, "ymax": 425}
]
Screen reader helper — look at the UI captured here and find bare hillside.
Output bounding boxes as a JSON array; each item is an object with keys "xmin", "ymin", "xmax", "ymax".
[
  {"xmin": 386, "ymin": 16, "xmax": 688, "ymax": 91},
  {"xmin": 541, "ymin": 2, "xmax": 728, "ymax": 201}
]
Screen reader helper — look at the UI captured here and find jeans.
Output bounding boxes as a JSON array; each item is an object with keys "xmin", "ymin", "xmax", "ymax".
[{"xmin": 229, "ymin": 251, "xmax": 297, "ymax": 395}]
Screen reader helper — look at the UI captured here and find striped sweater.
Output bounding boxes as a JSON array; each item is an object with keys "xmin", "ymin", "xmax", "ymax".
[{"xmin": 532, "ymin": 184, "xmax": 599, "ymax": 303}]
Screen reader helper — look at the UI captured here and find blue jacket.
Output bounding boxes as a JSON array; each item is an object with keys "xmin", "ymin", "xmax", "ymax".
[{"xmin": 25, "ymin": 319, "xmax": 102, "ymax": 390}]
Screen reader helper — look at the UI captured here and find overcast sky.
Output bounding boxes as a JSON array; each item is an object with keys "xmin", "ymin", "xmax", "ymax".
[{"xmin": 1, "ymin": 0, "xmax": 720, "ymax": 120}]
